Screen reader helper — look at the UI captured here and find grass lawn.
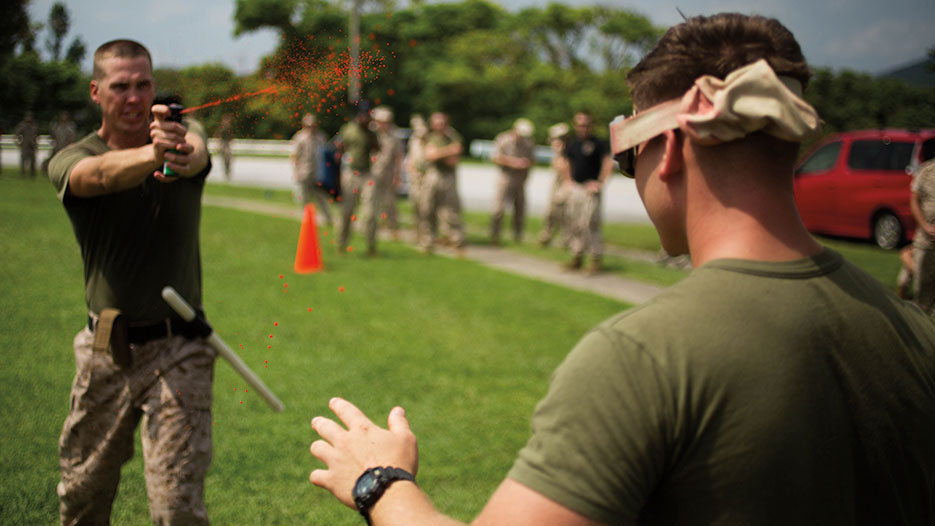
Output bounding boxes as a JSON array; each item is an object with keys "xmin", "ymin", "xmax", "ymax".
[{"xmin": 0, "ymin": 173, "xmax": 627, "ymax": 525}]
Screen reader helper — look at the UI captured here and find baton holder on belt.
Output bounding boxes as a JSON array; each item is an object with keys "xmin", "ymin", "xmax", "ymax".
[{"xmin": 92, "ymin": 308, "xmax": 132, "ymax": 368}]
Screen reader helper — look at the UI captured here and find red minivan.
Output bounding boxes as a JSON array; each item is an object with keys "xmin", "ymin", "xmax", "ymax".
[{"xmin": 793, "ymin": 129, "xmax": 935, "ymax": 249}]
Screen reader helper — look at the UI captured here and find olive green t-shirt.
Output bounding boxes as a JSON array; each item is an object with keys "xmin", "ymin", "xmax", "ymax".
[
  {"xmin": 509, "ymin": 249, "xmax": 935, "ymax": 525},
  {"xmin": 338, "ymin": 121, "xmax": 377, "ymax": 173},
  {"xmin": 48, "ymin": 124, "xmax": 210, "ymax": 321}
]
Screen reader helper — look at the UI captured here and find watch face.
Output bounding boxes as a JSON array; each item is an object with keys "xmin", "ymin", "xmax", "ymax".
[{"xmin": 353, "ymin": 471, "xmax": 378, "ymax": 498}]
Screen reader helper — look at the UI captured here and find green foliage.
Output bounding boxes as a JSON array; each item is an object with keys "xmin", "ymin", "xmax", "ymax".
[
  {"xmin": 229, "ymin": 0, "xmax": 665, "ymax": 143},
  {"xmin": 0, "ymin": 1, "xmax": 95, "ymax": 133},
  {"xmin": 805, "ymin": 67, "xmax": 935, "ymax": 135},
  {"xmin": 45, "ymin": 2, "xmax": 69, "ymax": 61}
]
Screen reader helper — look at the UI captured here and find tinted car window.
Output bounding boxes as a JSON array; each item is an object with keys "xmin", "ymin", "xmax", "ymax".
[
  {"xmin": 921, "ymin": 138, "xmax": 935, "ymax": 163},
  {"xmin": 847, "ymin": 139, "xmax": 914, "ymax": 171},
  {"xmin": 797, "ymin": 141, "xmax": 841, "ymax": 175}
]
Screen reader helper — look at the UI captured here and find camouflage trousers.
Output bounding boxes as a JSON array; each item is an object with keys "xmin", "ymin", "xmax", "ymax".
[
  {"xmin": 58, "ymin": 327, "xmax": 216, "ymax": 526},
  {"xmin": 418, "ymin": 170, "xmax": 464, "ymax": 249},
  {"xmin": 566, "ymin": 183, "xmax": 603, "ymax": 259},
  {"xmin": 20, "ymin": 146, "xmax": 37, "ymax": 177},
  {"xmin": 374, "ymin": 171, "xmax": 399, "ymax": 232},
  {"xmin": 490, "ymin": 172, "xmax": 527, "ymax": 242},
  {"xmin": 538, "ymin": 178, "xmax": 571, "ymax": 246},
  {"xmin": 300, "ymin": 177, "xmax": 334, "ymax": 227},
  {"xmin": 338, "ymin": 169, "xmax": 378, "ymax": 252},
  {"xmin": 408, "ymin": 171, "xmax": 427, "ymax": 239},
  {"xmin": 915, "ymin": 248, "xmax": 935, "ymax": 314}
]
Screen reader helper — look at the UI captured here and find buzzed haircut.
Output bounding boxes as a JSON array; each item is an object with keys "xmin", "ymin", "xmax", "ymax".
[
  {"xmin": 93, "ymin": 39, "xmax": 152, "ymax": 80},
  {"xmin": 627, "ymin": 13, "xmax": 810, "ymax": 110}
]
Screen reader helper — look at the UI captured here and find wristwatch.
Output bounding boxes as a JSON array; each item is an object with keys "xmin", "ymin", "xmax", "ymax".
[{"xmin": 352, "ymin": 466, "xmax": 415, "ymax": 525}]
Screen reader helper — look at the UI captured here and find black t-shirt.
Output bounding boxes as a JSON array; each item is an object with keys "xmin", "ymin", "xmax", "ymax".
[{"xmin": 564, "ymin": 135, "xmax": 608, "ymax": 183}]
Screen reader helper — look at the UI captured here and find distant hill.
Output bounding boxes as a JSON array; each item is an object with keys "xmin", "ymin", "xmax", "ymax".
[{"xmin": 880, "ymin": 58, "xmax": 935, "ymax": 87}]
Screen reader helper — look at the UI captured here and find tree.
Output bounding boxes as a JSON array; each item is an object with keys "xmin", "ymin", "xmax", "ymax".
[
  {"xmin": 231, "ymin": 0, "xmax": 666, "ymax": 141},
  {"xmin": 511, "ymin": 3, "xmax": 594, "ymax": 70},
  {"xmin": 0, "ymin": 0, "xmax": 31, "ymax": 61},
  {"xmin": 0, "ymin": 1, "xmax": 95, "ymax": 134},
  {"xmin": 45, "ymin": 2, "xmax": 69, "ymax": 61},
  {"xmin": 65, "ymin": 38, "xmax": 85, "ymax": 65},
  {"xmin": 591, "ymin": 7, "xmax": 660, "ymax": 71}
]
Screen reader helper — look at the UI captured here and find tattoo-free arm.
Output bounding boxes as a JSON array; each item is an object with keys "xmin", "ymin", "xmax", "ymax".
[
  {"xmin": 67, "ymin": 145, "xmax": 162, "ymax": 197},
  {"xmin": 310, "ymin": 398, "xmax": 601, "ymax": 526}
]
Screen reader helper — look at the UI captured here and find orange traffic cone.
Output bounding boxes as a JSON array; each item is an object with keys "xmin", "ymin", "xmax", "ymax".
[{"xmin": 294, "ymin": 204, "xmax": 324, "ymax": 273}]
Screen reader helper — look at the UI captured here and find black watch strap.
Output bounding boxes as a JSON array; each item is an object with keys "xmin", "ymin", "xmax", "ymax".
[{"xmin": 353, "ymin": 466, "xmax": 416, "ymax": 525}]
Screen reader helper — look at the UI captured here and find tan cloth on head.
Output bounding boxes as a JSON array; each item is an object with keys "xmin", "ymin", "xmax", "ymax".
[
  {"xmin": 610, "ymin": 59, "xmax": 822, "ymax": 155},
  {"xmin": 677, "ymin": 59, "xmax": 822, "ymax": 145}
]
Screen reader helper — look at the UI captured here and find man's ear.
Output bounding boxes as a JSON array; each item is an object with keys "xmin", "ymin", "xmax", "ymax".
[
  {"xmin": 658, "ymin": 129, "xmax": 683, "ymax": 181},
  {"xmin": 90, "ymin": 80, "xmax": 100, "ymax": 104}
]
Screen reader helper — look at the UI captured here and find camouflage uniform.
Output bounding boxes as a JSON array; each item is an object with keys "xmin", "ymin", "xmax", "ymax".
[
  {"xmin": 912, "ymin": 160, "xmax": 935, "ymax": 313},
  {"xmin": 405, "ymin": 131, "xmax": 428, "ymax": 239},
  {"xmin": 337, "ymin": 120, "xmax": 379, "ymax": 253},
  {"xmin": 566, "ymin": 184, "xmax": 603, "ymax": 259},
  {"xmin": 49, "ymin": 122, "xmax": 215, "ymax": 526},
  {"xmin": 419, "ymin": 127, "xmax": 465, "ymax": 250},
  {"xmin": 538, "ymin": 163, "xmax": 572, "ymax": 247},
  {"xmin": 51, "ymin": 115, "xmax": 77, "ymax": 157},
  {"xmin": 217, "ymin": 117, "xmax": 233, "ymax": 180},
  {"xmin": 14, "ymin": 114, "xmax": 38, "ymax": 178},
  {"xmin": 372, "ymin": 127, "xmax": 404, "ymax": 233},
  {"xmin": 490, "ymin": 130, "xmax": 535, "ymax": 243},
  {"xmin": 291, "ymin": 126, "xmax": 333, "ymax": 226},
  {"xmin": 58, "ymin": 328, "xmax": 215, "ymax": 526}
]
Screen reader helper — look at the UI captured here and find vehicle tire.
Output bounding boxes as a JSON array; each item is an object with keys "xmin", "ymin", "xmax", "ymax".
[{"xmin": 872, "ymin": 212, "xmax": 903, "ymax": 250}]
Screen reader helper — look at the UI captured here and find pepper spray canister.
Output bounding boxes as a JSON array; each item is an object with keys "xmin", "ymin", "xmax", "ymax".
[{"xmin": 163, "ymin": 103, "xmax": 184, "ymax": 177}]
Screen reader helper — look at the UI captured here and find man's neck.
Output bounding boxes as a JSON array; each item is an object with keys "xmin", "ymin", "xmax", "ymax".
[
  {"xmin": 685, "ymin": 183, "xmax": 822, "ymax": 267},
  {"xmin": 98, "ymin": 125, "xmax": 150, "ymax": 150}
]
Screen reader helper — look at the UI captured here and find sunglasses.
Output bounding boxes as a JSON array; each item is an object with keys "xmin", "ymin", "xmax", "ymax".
[
  {"xmin": 614, "ymin": 147, "xmax": 638, "ymax": 178},
  {"xmin": 609, "ymin": 99, "xmax": 681, "ymax": 179}
]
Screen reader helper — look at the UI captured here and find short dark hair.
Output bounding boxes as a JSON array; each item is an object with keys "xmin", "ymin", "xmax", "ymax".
[
  {"xmin": 627, "ymin": 14, "xmax": 810, "ymax": 110},
  {"xmin": 93, "ymin": 39, "xmax": 152, "ymax": 80}
]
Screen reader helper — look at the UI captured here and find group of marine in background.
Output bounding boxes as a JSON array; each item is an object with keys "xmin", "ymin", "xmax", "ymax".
[{"xmin": 287, "ymin": 103, "xmax": 613, "ymax": 273}]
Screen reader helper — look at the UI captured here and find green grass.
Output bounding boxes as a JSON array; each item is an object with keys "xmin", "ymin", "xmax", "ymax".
[{"xmin": 0, "ymin": 173, "xmax": 626, "ymax": 525}]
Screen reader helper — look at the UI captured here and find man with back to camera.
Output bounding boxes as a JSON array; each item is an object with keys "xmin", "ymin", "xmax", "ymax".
[
  {"xmin": 306, "ymin": 13, "xmax": 935, "ymax": 526},
  {"xmin": 48, "ymin": 39, "xmax": 214, "ymax": 526}
]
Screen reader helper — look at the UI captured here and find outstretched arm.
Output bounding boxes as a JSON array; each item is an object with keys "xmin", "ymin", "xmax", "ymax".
[
  {"xmin": 309, "ymin": 398, "xmax": 600, "ymax": 526},
  {"xmin": 67, "ymin": 104, "xmax": 207, "ymax": 197}
]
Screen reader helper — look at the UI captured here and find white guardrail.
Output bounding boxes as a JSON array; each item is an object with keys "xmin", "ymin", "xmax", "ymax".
[{"xmin": 1, "ymin": 135, "xmax": 556, "ymax": 163}]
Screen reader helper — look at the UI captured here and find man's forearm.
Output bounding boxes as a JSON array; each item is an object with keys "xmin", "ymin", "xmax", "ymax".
[
  {"xmin": 69, "ymin": 145, "xmax": 160, "ymax": 197},
  {"xmin": 369, "ymin": 481, "xmax": 466, "ymax": 526}
]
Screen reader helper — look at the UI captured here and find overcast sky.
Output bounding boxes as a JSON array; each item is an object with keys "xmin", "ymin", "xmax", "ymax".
[{"xmin": 28, "ymin": 0, "xmax": 934, "ymax": 76}]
